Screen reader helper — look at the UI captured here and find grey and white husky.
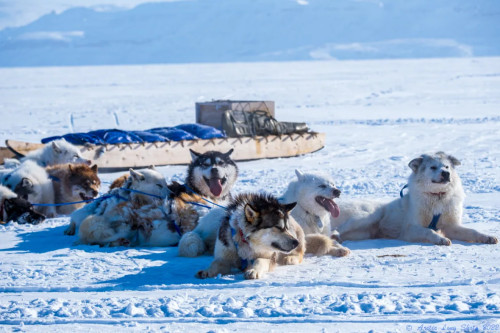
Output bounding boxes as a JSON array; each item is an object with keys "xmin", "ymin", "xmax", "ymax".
[
  {"xmin": 196, "ymin": 192, "xmax": 305, "ymax": 280},
  {"xmin": 333, "ymin": 152, "xmax": 498, "ymax": 245},
  {"xmin": 178, "ymin": 149, "xmax": 238, "ymax": 257}
]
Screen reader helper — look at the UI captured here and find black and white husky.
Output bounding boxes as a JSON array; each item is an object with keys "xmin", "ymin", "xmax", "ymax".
[
  {"xmin": 197, "ymin": 193, "xmax": 305, "ymax": 280},
  {"xmin": 178, "ymin": 149, "xmax": 238, "ymax": 257},
  {"xmin": 0, "ymin": 185, "xmax": 45, "ymax": 225}
]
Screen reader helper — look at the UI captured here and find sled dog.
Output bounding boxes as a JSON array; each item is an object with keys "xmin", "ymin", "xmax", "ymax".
[
  {"xmin": 197, "ymin": 193, "xmax": 305, "ymax": 280},
  {"xmin": 177, "ymin": 149, "xmax": 238, "ymax": 257},
  {"xmin": 281, "ymin": 170, "xmax": 350, "ymax": 257},
  {"xmin": 46, "ymin": 163, "xmax": 101, "ymax": 215},
  {"xmin": 334, "ymin": 152, "xmax": 498, "ymax": 245},
  {"xmin": 4, "ymin": 139, "xmax": 91, "ymax": 169},
  {"xmin": 68, "ymin": 167, "xmax": 168, "ymax": 242},
  {"xmin": 1, "ymin": 160, "xmax": 57, "ymax": 217},
  {"xmin": 0, "ymin": 185, "xmax": 45, "ymax": 225}
]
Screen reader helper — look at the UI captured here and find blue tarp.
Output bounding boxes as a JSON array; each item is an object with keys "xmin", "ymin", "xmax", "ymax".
[{"xmin": 41, "ymin": 124, "xmax": 225, "ymax": 145}]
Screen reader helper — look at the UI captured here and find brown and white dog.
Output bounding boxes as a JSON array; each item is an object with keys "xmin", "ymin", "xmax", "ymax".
[
  {"xmin": 46, "ymin": 163, "xmax": 100, "ymax": 215},
  {"xmin": 197, "ymin": 193, "xmax": 305, "ymax": 280}
]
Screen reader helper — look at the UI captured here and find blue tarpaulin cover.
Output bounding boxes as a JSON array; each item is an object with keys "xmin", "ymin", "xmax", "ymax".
[{"xmin": 41, "ymin": 124, "xmax": 225, "ymax": 145}]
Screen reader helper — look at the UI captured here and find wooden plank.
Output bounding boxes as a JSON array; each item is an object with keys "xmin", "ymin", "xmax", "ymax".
[
  {"xmin": 0, "ymin": 147, "xmax": 16, "ymax": 164},
  {"xmin": 6, "ymin": 133, "xmax": 325, "ymax": 171},
  {"xmin": 195, "ymin": 100, "xmax": 275, "ymax": 130}
]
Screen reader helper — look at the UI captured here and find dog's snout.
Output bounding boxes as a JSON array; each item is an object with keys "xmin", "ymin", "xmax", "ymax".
[
  {"xmin": 291, "ymin": 238, "xmax": 299, "ymax": 249},
  {"xmin": 92, "ymin": 189, "xmax": 98, "ymax": 197},
  {"xmin": 333, "ymin": 188, "xmax": 341, "ymax": 198},
  {"xmin": 210, "ymin": 167, "xmax": 220, "ymax": 177},
  {"xmin": 441, "ymin": 171, "xmax": 450, "ymax": 181},
  {"xmin": 85, "ymin": 159, "xmax": 92, "ymax": 166}
]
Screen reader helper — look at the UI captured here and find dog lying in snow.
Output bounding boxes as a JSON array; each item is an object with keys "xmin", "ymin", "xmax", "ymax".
[
  {"xmin": 46, "ymin": 163, "xmax": 101, "ymax": 215},
  {"xmin": 3, "ymin": 139, "xmax": 91, "ymax": 169},
  {"xmin": 281, "ymin": 170, "xmax": 350, "ymax": 257},
  {"xmin": 67, "ymin": 167, "xmax": 169, "ymax": 239},
  {"xmin": 197, "ymin": 192, "xmax": 305, "ymax": 280},
  {"xmin": 177, "ymin": 149, "xmax": 238, "ymax": 257},
  {"xmin": 0, "ymin": 185, "xmax": 45, "ymax": 225},
  {"xmin": 1, "ymin": 160, "xmax": 57, "ymax": 218},
  {"xmin": 333, "ymin": 152, "xmax": 498, "ymax": 245}
]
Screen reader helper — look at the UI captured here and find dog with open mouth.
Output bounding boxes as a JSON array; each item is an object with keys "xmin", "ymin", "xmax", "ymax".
[
  {"xmin": 178, "ymin": 149, "xmax": 238, "ymax": 257},
  {"xmin": 46, "ymin": 163, "xmax": 101, "ymax": 215},
  {"xmin": 0, "ymin": 185, "xmax": 45, "ymax": 225},
  {"xmin": 196, "ymin": 192, "xmax": 305, "ymax": 280},
  {"xmin": 281, "ymin": 170, "xmax": 350, "ymax": 257}
]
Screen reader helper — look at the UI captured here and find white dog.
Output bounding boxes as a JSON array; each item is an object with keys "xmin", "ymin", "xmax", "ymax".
[
  {"xmin": 1, "ymin": 160, "xmax": 57, "ymax": 217},
  {"xmin": 281, "ymin": 170, "xmax": 350, "ymax": 257},
  {"xmin": 333, "ymin": 152, "xmax": 498, "ymax": 245},
  {"xmin": 4, "ymin": 139, "xmax": 90, "ymax": 169}
]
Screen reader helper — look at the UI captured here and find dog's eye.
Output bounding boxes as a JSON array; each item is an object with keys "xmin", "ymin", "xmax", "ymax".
[
  {"xmin": 430, "ymin": 166, "xmax": 437, "ymax": 171},
  {"xmin": 319, "ymin": 185, "xmax": 327, "ymax": 189},
  {"xmin": 445, "ymin": 165, "xmax": 449, "ymax": 169}
]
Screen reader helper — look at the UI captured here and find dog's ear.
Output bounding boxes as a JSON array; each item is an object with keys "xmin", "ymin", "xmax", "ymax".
[
  {"xmin": 447, "ymin": 154, "xmax": 461, "ymax": 167},
  {"xmin": 223, "ymin": 149, "xmax": 234, "ymax": 158},
  {"xmin": 244, "ymin": 204, "xmax": 259, "ymax": 224},
  {"xmin": 129, "ymin": 168, "xmax": 145, "ymax": 181},
  {"xmin": 283, "ymin": 202, "xmax": 297, "ymax": 213},
  {"xmin": 68, "ymin": 164, "xmax": 74, "ymax": 173},
  {"xmin": 91, "ymin": 164, "xmax": 98, "ymax": 173},
  {"xmin": 295, "ymin": 169, "xmax": 304, "ymax": 181},
  {"xmin": 21, "ymin": 177, "xmax": 33, "ymax": 190},
  {"xmin": 408, "ymin": 157, "xmax": 423, "ymax": 173},
  {"xmin": 51, "ymin": 142, "xmax": 62, "ymax": 154},
  {"xmin": 189, "ymin": 149, "xmax": 201, "ymax": 161}
]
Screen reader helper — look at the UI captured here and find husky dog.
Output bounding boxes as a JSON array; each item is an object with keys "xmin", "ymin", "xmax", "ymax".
[
  {"xmin": 76, "ymin": 168, "xmax": 170, "ymax": 246},
  {"xmin": 0, "ymin": 185, "xmax": 45, "ymax": 225},
  {"xmin": 46, "ymin": 163, "xmax": 101, "ymax": 215},
  {"xmin": 1, "ymin": 160, "xmax": 57, "ymax": 217},
  {"xmin": 178, "ymin": 149, "xmax": 238, "ymax": 257},
  {"xmin": 281, "ymin": 170, "xmax": 350, "ymax": 257},
  {"xmin": 4, "ymin": 139, "xmax": 91, "ymax": 169},
  {"xmin": 334, "ymin": 152, "xmax": 498, "ymax": 245},
  {"xmin": 186, "ymin": 149, "xmax": 238, "ymax": 201},
  {"xmin": 197, "ymin": 193, "xmax": 305, "ymax": 280}
]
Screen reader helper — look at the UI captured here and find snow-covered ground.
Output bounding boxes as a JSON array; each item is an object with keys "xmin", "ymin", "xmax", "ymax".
[{"xmin": 0, "ymin": 57, "xmax": 499, "ymax": 332}]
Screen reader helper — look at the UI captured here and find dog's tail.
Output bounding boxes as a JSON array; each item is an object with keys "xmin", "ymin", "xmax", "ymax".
[
  {"xmin": 305, "ymin": 234, "xmax": 350, "ymax": 257},
  {"xmin": 178, "ymin": 231, "xmax": 206, "ymax": 257}
]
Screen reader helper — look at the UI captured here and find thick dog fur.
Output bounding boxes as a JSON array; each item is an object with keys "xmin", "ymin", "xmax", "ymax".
[
  {"xmin": 177, "ymin": 149, "xmax": 238, "ymax": 257},
  {"xmin": 334, "ymin": 152, "xmax": 498, "ymax": 245},
  {"xmin": 46, "ymin": 163, "xmax": 101, "ymax": 215},
  {"xmin": 71, "ymin": 168, "xmax": 169, "ymax": 244},
  {"xmin": 196, "ymin": 193, "xmax": 305, "ymax": 280},
  {"xmin": 0, "ymin": 185, "xmax": 45, "ymax": 225},
  {"xmin": 281, "ymin": 170, "xmax": 350, "ymax": 257},
  {"xmin": 4, "ymin": 139, "xmax": 91, "ymax": 169},
  {"xmin": 1, "ymin": 160, "xmax": 57, "ymax": 217}
]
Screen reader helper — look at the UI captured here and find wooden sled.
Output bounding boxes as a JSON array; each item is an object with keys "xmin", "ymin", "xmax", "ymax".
[{"xmin": 5, "ymin": 132, "xmax": 325, "ymax": 172}]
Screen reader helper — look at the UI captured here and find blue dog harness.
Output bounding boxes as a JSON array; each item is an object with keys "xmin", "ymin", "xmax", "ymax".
[
  {"xmin": 230, "ymin": 226, "xmax": 253, "ymax": 271},
  {"xmin": 400, "ymin": 184, "xmax": 442, "ymax": 231}
]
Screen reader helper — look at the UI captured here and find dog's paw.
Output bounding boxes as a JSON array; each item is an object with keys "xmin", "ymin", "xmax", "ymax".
[
  {"xmin": 244, "ymin": 269, "xmax": 262, "ymax": 280},
  {"xmin": 281, "ymin": 255, "xmax": 301, "ymax": 266},
  {"xmin": 64, "ymin": 223, "xmax": 76, "ymax": 236},
  {"xmin": 481, "ymin": 235, "xmax": 498, "ymax": 244},
  {"xmin": 330, "ymin": 246, "xmax": 350, "ymax": 257},
  {"xmin": 437, "ymin": 237, "xmax": 452, "ymax": 246},
  {"xmin": 196, "ymin": 270, "xmax": 210, "ymax": 279}
]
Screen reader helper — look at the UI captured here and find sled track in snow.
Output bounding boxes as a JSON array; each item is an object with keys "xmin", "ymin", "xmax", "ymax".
[{"xmin": 313, "ymin": 116, "xmax": 500, "ymax": 127}]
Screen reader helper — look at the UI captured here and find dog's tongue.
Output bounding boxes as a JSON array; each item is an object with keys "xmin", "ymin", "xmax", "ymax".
[
  {"xmin": 208, "ymin": 178, "xmax": 223, "ymax": 197},
  {"xmin": 318, "ymin": 197, "xmax": 340, "ymax": 218}
]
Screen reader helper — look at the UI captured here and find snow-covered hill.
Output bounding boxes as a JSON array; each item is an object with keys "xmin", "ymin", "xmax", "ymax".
[
  {"xmin": 0, "ymin": 57, "xmax": 499, "ymax": 331},
  {"xmin": 1, "ymin": 0, "xmax": 499, "ymax": 67}
]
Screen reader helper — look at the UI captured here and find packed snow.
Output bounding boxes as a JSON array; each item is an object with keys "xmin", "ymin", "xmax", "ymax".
[{"xmin": 0, "ymin": 57, "xmax": 499, "ymax": 332}]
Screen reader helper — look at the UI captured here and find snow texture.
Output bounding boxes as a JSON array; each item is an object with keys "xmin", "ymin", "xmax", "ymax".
[{"xmin": 0, "ymin": 57, "xmax": 499, "ymax": 331}]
